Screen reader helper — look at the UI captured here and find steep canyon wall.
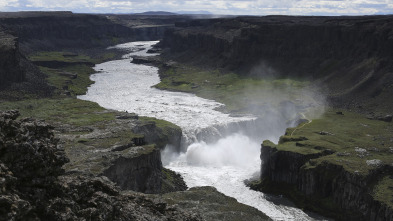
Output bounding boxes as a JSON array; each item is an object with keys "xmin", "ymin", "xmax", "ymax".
[{"xmin": 160, "ymin": 15, "xmax": 393, "ymax": 113}]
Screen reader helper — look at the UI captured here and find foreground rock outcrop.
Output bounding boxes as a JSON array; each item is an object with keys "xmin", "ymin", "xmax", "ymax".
[
  {"xmin": 0, "ymin": 110, "xmax": 201, "ymax": 220},
  {"xmin": 162, "ymin": 186, "xmax": 270, "ymax": 221}
]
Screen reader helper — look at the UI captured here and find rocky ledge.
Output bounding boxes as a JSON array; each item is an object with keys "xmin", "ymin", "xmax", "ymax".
[
  {"xmin": 0, "ymin": 110, "xmax": 200, "ymax": 220},
  {"xmin": 58, "ymin": 112, "xmax": 184, "ymax": 194}
]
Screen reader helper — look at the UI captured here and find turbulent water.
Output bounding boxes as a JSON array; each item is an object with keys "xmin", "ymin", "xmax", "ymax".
[{"xmin": 79, "ymin": 41, "xmax": 321, "ymax": 220}]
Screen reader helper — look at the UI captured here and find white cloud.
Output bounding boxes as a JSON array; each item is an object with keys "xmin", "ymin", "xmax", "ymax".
[
  {"xmin": 0, "ymin": 0, "xmax": 392, "ymax": 15},
  {"xmin": 0, "ymin": 0, "xmax": 19, "ymax": 8}
]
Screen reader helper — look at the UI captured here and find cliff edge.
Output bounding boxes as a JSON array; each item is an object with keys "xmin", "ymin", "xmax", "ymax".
[
  {"xmin": 250, "ymin": 110, "xmax": 393, "ymax": 220},
  {"xmin": 0, "ymin": 28, "xmax": 24, "ymax": 87}
]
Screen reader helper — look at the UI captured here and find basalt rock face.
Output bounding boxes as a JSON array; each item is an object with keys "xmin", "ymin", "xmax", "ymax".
[
  {"xmin": 0, "ymin": 110, "xmax": 201, "ymax": 221},
  {"xmin": 133, "ymin": 120, "xmax": 182, "ymax": 150},
  {"xmin": 0, "ymin": 28, "xmax": 25, "ymax": 87},
  {"xmin": 0, "ymin": 26, "xmax": 52, "ymax": 96},
  {"xmin": 102, "ymin": 147, "xmax": 163, "ymax": 194},
  {"xmin": 260, "ymin": 142, "xmax": 393, "ymax": 221},
  {"xmin": 60, "ymin": 114, "xmax": 183, "ymax": 194},
  {"xmin": 160, "ymin": 15, "xmax": 393, "ymax": 113},
  {"xmin": 161, "ymin": 15, "xmax": 393, "ymax": 76}
]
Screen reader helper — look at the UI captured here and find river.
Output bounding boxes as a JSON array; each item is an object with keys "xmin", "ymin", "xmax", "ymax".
[{"xmin": 78, "ymin": 41, "xmax": 324, "ymax": 221}]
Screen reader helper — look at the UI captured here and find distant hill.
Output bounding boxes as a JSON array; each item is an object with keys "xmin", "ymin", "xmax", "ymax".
[
  {"xmin": 176, "ymin": 10, "xmax": 212, "ymax": 15},
  {"xmin": 136, "ymin": 11, "xmax": 177, "ymax": 15}
]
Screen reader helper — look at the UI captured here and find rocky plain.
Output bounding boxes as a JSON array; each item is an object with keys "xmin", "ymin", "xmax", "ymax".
[{"xmin": 1, "ymin": 11, "xmax": 393, "ymax": 221}]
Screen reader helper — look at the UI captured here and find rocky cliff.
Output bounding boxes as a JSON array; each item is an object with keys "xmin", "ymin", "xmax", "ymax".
[
  {"xmin": 102, "ymin": 146, "xmax": 163, "ymax": 193},
  {"xmin": 0, "ymin": 27, "xmax": 51, "ymax": 97},
  {"xmin": 0, "ymin": 110, "xmax": 201, "ymax": 220},
  {"xmin": 0, "ymin": 28, "xmax": 25, "ymax": 86},
  {"xmin": 160, "ymin": 15, "xmax": 393, "ymax": 114},
  {"xmin": 252, "ymin": 110, "xmax": 393, "ymax": 221},
  {"xmin": 259, "ymin": 142, "xmax": 393, "ymax": 220},
  {"xmin": 59, "ymin": 112, "xmax": 183, "ymax": 194}
]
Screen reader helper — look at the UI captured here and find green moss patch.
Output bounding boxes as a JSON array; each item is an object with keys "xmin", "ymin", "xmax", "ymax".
[
  {"xmin": 280, "ymin": 110, "xmax": 393, "ymax": 175},
  {"xmin": 373, "ymin": 175, "xmax": 393, "ymax": 208},
  {"xmin": 28, "ymin": 50, "xmax": 117, "ymax": 97},
  {"xmin": 0, "ymin": 98, "xmax": 114, "ymax": 127},
  {"xmin": 29, "ymin": 51, "xmax": 92, "ymax": 63}
]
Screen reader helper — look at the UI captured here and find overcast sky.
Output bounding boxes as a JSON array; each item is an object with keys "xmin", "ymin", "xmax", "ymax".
[{"xmin": 1, "ymin": 0, "xmax": 392, "ymax": 15}]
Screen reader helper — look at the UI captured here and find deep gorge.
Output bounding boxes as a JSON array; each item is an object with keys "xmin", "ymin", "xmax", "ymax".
[{"xmin": 1, "ymin": 12, "xmax": 393, "ymax": 220}]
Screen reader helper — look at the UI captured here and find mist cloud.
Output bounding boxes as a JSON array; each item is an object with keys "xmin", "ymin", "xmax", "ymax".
[{"xmin": 1, "ymin": 0, "xmax": 392, "ymax": 15}]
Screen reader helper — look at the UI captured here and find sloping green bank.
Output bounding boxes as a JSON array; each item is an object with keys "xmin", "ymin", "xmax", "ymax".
[{"xmin": 155, "ymin": 64, "xmax": 322, "ymax": 119}]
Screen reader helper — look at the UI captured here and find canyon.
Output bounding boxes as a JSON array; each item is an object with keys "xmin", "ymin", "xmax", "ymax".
[{"xmin": 1, "ymin": 11, "xmax": 393, "ymax": 220}]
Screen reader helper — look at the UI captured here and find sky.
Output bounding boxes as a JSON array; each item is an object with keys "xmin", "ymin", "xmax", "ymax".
[{"xmin": 0, "ymin": 0, "xmax": 392, "ymax": 16}]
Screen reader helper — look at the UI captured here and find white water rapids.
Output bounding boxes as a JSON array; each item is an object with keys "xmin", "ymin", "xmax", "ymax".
[{"xmin": 79, "ymin": 41, "xmax": 323, "ymax": 220}]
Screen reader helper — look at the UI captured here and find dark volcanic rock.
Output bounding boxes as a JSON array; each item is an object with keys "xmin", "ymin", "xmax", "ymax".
[
  {"xmin": 161, "ymin": 168, "xmax": 187, "ymax": 193},
  {"xmin": 0, "ymin": 27, "xmax": 52, "ymax": 99},
  {"xmin": 133, "ymin": 119, "xmax": 182, "ymax": 150},
  {"xmin": 377, "ymin": 115, "xmax": 392, "ymax": 122},
  {"xmin": 131, "ymin": 56, "xmax": 158, "ymax": 64},
  {"xmin": 161, "ymin": 15, "xmax": 393, "ymax": 76},
  {"xmin": 147, "ymin": 47, "xmax": 162, "ymax": 53},
  {"xmin": 102, "ymin": 146, "xmax": 163, "ymax": 193},
  {"xmin": 0, "ymin": 28, "xmax": 25, "ymax": 87},
  {"xmin": 46, "ymin": 175, "xmax": 201, "ymax": 221},
  {"xmin": 0, "ymin": 110, "xmax": 68, "ymax": 181},
  {"xmin": 162, "ymin": 186, "xmax": 270, "ymax": 221},
  {"xmin": 259, "ymin": 141, "xmax": 393, "ymax": 221}
]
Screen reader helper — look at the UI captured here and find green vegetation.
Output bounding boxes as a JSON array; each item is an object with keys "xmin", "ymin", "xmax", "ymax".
[
  {"xmin": 0, "ymin": 98, "xmax": 114, "ymax": 127},
  {"xmin": 155, "ymin": 66, "xmax": 316, "ymax": 116},
  {"xmin": 28, "ymin": 51, "xmax": 116, "ymax": 97},
  {"xmin": 29, "ymin": 51, "xmax": 92, "ymax": 63},
  {"xmin": 373, "ymin": 175, "xmax": 393, "ymax": 208},
  {"xmin": 139, "ymin": 116, "xmax": 181, "ymax": 133},
  {"xmin": 279, "ymin": 110, "xmax": 393, "ymax": 175},
  {"xmin": 29, "ymin": 51, "xmax": 116, "ymax": 64}
]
